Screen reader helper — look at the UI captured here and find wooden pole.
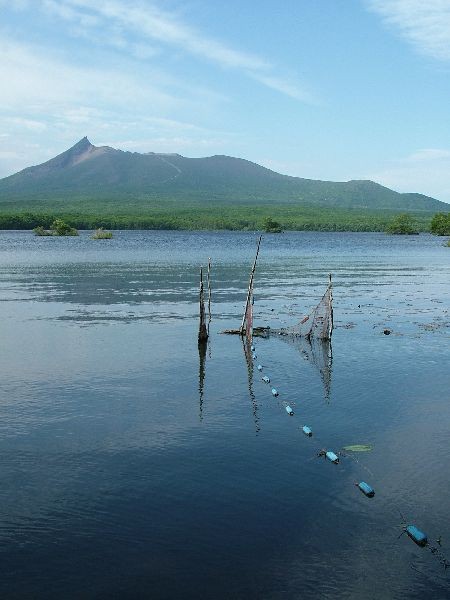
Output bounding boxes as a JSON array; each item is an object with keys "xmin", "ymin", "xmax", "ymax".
[
  {"xmin": 198, "ymin": 267, "xmax": 208, "ymax": 342},
  {"xmin": 240, "ymin": 235, "xmax": 262, "ymax": 335}
]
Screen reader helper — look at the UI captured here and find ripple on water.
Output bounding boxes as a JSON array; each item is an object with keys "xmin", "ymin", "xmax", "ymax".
[{"xmin": 0, "ymin": 231, "xmax": 449, "ymax": 598}]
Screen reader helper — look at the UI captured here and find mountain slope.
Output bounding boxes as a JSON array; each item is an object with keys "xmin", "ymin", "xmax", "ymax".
[{"xmin": 0, "ymin": 137, "xmax": 446, "ymax": 212}]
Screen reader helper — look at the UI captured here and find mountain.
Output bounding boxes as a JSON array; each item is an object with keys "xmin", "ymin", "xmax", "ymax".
[{"xmin": 0, "ymin": 137, "xmax": 447, "ymax": 213}]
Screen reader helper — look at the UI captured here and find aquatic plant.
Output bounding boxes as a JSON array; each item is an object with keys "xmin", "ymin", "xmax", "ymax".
[
  {"xmin": 91, "ymin": 228, "xmax": 113, "ymax": 239},
  {"xmin": 33, "ymin": 225, "xmax": 52, "ymax": 236},
  {"xmin": 342, "ymin": 444, "xmax": 373, "ymax": 452},
  {"xmin": 51, "ymin": 219, "xmax": 78, "ymax": 236},
  {"xmin": 33, "ymin": 219, "xmax": 78, "ymax": 236}
]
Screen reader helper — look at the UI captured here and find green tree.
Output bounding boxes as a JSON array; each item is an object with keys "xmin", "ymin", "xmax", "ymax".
[
  {"xmin": 51, "ymin": 219, "xmax": 78, "ymax": 236},
  {"xmin": 262, "ymin": 216, "xmax": 282, "ymax": 233},
  {"xmin": 430, "ymin": 212, "xmax": 450, "ymax": 236},
  {"xmin": 386, "ymin": 213, "xmax": 418, "ymax": 235}
]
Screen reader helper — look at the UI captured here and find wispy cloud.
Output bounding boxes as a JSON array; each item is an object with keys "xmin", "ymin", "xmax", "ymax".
[
  {"xmin": 249, "ymin": 72, "xmax": 313, "ymax": 103},
  {"xmin": 368, "ymin": 148, "xmax": 450, "ymax": 202},
  {"xmin": 0, "ymin": 0, "xmax": 313, "ymax": 178},
  {"xmin": 368, "ymin": 0, "xmax": 450, "ymax": 61},
  {"xmin": 41, "ymin": 0, "xmax": 310, "ymax": 101},
  {"xmin": 63, "ymin": 0, "xmax": 269, "ymax": 70},
  {"xmin": 0, "ymin": 36, "xmax": 176, "ymax": 112},
  {"xmin": 0, "ymin": 32, "xmax": 233, "ymax": 177}
]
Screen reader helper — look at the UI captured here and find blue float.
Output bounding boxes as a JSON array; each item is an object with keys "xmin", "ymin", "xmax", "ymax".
[
  {"xmin": 406, "ymin": 525, "xmax": 428, "ymax": 547},
  {"xmin": 302, "ymin": 425, "xmax": 312, "ymax": 436},
  {"xmin": 285, "ymin": 405, "xmax": 294, "ymax": 415},
  {"xmin": 252, "ymin": 353, "xmax": 257, "ymax": 360},
  {"xmin": 257, "ymin": 364, "xmax": 263, "ymax": 371},
  {"xmin": 325, "ymin": 451, "xmax": 339, "ymax": 464},
  {"xmin": 251, "ymin": 345, "xmax": 255, "ymax": 352},
  {"xmin": 357, "ymin": 481, "xmax": 375, "ymax": 497},
  {"xmin": 262, "ymin": 375, "xmax": 270, "ymax": 383},
  {"xmin": 271, "ymin": 388, "xmax": 279, "ymax": 397}
]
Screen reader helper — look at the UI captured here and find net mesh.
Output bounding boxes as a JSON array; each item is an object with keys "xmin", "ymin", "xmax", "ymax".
[
  {"xmin": 279, "ymin": 277, "xmax": 333, "ymax": 340},
  {"xmin": 278, "ymin": 335, "xmax": 332, "ymax": 401}
]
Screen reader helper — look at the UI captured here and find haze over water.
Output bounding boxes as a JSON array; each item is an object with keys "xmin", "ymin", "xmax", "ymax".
[{"xmin": 0, "ymin": 230, "xmax": 449, "ymax": 599}]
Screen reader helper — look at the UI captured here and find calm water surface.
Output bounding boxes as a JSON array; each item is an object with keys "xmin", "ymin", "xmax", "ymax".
[{"xmin": 0, "ymin": 231, "xmax": 449, "ymax": 599}]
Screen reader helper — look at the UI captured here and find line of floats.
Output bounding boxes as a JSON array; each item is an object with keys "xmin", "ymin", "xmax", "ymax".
[
  {"xmin": 198, "ymin": 237, "xmax": 448, "ymax": 570},
  {"xmin": 250, "ymin": 340, "xmax": 449, "ymax": 559}
]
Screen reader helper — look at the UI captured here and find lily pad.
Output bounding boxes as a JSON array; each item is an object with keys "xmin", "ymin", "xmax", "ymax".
[{"xmin": 342, "ymin": 444, "xmax": 373, "ymax": 452}]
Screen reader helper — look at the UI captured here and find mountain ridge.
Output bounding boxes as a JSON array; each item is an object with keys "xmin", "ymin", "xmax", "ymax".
[{"xmin": 0, "ymin": 137, "xmax": 447, "ymax": 213}]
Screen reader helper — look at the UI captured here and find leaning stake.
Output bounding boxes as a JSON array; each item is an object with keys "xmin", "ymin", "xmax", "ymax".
[{"xmin": 240, "ymin": 235, "xmax": 262, "ymax": 336}]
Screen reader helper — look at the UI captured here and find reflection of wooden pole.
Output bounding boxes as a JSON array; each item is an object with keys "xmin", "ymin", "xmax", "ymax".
[
  {"xmin": 207, "ymin": 258, "xmax": 212, "ymax": 322},
  {"xmin": 198, "ymin": 337, "xmax": 207, "ymax": 421},
  {"xmin": 198, "ymin": 267, "xmax": 208, "ymax": 342},
  {"xmin": 240, "ymin": 235, "xmax": 262, "ymax": 335},
  {"xmin": 328, "ymin": 273, "xmax": 333, "ymax": 339}
]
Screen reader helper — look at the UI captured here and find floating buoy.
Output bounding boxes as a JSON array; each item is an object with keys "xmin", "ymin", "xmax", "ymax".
[
  {"xmin": 262, "ymin": 375, "xmax": 270, "ymax": 383},
  {"xmin": 252, "ymin": 353, "xmax": 257, "ymax": 360},
  {"xmin": 285, "ymin": 405, "xmax": 294, "ymax": 415},
  {"xmin": 406, "ymin": 525, "xmax": 428, "ymax": 547},
  {"xmin": 302, "ymin": 425, "xmax": 312, "ymax": 437},
  {"xmin": 271, "ymin": 388, "xmax": 279, "ymax": 397},
  {"xmin": 325, "ymin": 451, "xmax": 339, "ymax": 464},
  {"xmin": 257, "ymin": 364, "xmax": 263, "ymax": 371},
  {"xmin": 251, "ymin": 345, "xmax": 255, "ymax": 352},
  {"xmin": 357, "ymin": 481, "xmax": 375, "ymax": 497}
]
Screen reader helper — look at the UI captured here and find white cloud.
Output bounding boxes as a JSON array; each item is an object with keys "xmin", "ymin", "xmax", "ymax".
[
  {"xmin": 64, "ymin": 0, "xmax": 269, "ymax": 70},
  {"xmin": 368, "ymin": 0, "xmax": 450, "ymax": 61},
  {"xmin": 41, "ymin": 0, "xmax": 310, "ymax": 101},
  {"xmin": 249, "ymin": 72, "xmax": 314, "ymax": 103},
  {"xmin": 0, "ymin": 36, "xmax": 176, "ymax": 113},
  {"xmin": 368, "ymin": 148, "xmax": 450, "ymax": 203},
  {"xmin": 0, "ymin": 0, "xmax": 30, "ymax": 9},
  {"xmin": 42, "ymin": 0, "xmax": 100, "ymax": 27},
  {"xmin": 0, "ymin": 33, "xmax": 234, "ymax": 177},
  {"xmin": 5, "ymin": 117, "xmax": 47, "ymax": 132},
  {"xmin": 0, "ymin": 1, "xmax": 313, "ymax": 178}
]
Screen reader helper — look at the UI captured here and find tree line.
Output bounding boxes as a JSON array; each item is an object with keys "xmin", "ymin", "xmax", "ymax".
[{"xmin": 0, "ymin": 210, "xmax": 448, "ymax": 234}]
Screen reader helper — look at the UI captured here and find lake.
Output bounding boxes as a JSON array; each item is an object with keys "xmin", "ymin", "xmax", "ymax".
[{"xmin": 0, "ymin": 230, "xmax": 449, "ymax": 599}]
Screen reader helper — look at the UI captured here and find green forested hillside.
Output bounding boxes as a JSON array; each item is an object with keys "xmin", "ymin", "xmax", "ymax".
[{"xmin": 0, "ymin": 137, "xmax": 447, "ymax": 230}]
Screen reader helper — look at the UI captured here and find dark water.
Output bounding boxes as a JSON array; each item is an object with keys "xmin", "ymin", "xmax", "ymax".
[{"xmin": 0, "ymin": 231, "xmax": 449, "ymax": 599}]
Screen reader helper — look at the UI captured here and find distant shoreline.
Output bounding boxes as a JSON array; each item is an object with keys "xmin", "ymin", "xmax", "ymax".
[{"xmin": 0, "ymin": 208, "xmax": 439, "ymax": 233}]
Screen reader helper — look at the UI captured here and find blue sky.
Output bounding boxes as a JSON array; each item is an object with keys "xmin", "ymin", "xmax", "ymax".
[{"xmin": 1, "ymin": 0, "xmax": 450, "ymax": 202}]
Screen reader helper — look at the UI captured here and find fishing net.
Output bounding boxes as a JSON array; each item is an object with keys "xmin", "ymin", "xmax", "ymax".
[
  {"xmin": 278, "ymin": 335, "xmax": 333, "ymax": 401},
  {"xmin": 279, "ymin": 277, "xmax": 333, "ymax": 340}
]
